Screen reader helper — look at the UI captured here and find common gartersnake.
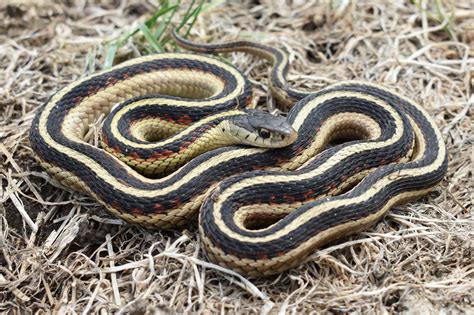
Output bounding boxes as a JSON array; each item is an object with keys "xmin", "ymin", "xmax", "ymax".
[{"xmin": 29, "ymin": 31, "xmax": 448, "ymax": 276}]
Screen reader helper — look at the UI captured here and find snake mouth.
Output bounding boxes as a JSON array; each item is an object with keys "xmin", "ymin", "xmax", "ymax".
[
  {"xmin": 268, "ymin": 128, "xmax": 298, "ymax": 147},
  {"xmin": 229, "ymin": 124, "xmax": 297, "ymax": 148}
]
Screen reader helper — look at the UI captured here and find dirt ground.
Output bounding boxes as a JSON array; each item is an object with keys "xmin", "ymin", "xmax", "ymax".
[{"xmin": 0, "ymin": 0, "xmax": 473, "ymax": 314}]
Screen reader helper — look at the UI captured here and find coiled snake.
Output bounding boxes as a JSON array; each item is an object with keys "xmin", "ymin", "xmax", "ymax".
[{"xmin": 29, "ymin": 31, "xmax": 448, "ymax": 276}]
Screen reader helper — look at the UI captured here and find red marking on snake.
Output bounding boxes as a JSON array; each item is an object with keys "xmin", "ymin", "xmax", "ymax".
[
  {"xmin": 171, "ymin": 198, "xmax": 182, "ymax": 208},
  {"xmin": 101, "ymin": 134, "xmax": 109, "ymax": 146},
  {"xmin": 179, "ymin": 143, "xmax": 191, "ymax": 153},
  {"xmin": 245, "ymin": 97, "xmax": 253, "ymax": 107},
  {"xmin": 87, "ymin": 85, "xmax": 100, "ymax": 96},
  {"xmin": 151, "ymin": 149, "xmax": 174, "ymax": 159},
  {"xmin": 294, "ymin": 146, "xmax": 304, "ymax": 155},
  {"xmin": 274, "ymin": 156, "xmax": 288, "ymax": 165},
  {"xmin": 132, "ymin": 208, "xmax": 143, "ymax": 216},
  {"xmin": 162, "ymin": 114, "xmax": 174, "ymax": 123},
  {"xmin": 130, "ymin": 152, "xmax": 141, "ymax": 159},
  {"xmin": 303, "ymin": 190, "xmax": 314, "ymax": 199},
  {"xmin": 283, "ymin": 194, "xmax": 296, "ymax": 203},
  {"xmin": 106, "ymin": 76, "xmax": 118, "ymax": 87},
  {"xmin": 153, "ymin": 204, "xmax": 166, "ymax": 214},
  {"xmin": 177, "ymin": 114, "xmax": 192, "ymax": 125},
  {"xmin": 73, "ymin": 96, "xmax": 83, "ymax": 104},
  {"xmin": 111, "ymin": 201, "xmax": 122, "ymax": 212}
]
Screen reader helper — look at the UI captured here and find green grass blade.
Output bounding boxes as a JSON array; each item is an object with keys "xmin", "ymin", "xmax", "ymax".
[
  {"xmin": 154, "ymin": 2, "xmax": 180, "ymax": 41},
  {"xmin": 201, "ymin": 0, "xmax": 225, "ymax": 12},
  {"xmin": 103, "ymin": 0, "xmax": 206, "ymax": 67},
  {"xmin": 139, "ymin": 23, "xmax": 164, "ymax": 53},
  {"xmin": 146, "ymin": 4, "xmax": 179, "ymax": 28},
  {"xmin": 183, "ymin": 2, "xmax": 203, "ymax": 37},
  {"xmin": 175, "ymin": 0, "xmax": 198, "ymax": 32},
  {"xmin": 103, "ymin": 44, "xmax": 118, "ymax": 69}
]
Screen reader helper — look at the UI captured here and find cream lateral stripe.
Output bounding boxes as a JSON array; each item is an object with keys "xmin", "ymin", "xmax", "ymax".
[
  {"xmin": 63, "ymin": 68, "xmax": 244, "ymax": 139},
  {"xmin": 46, "ymin": 54, "xmax": 244, "ymax": 139},
  {"xmin": 212, "ymin": 136, "xmax": 445, "ymax": 244},
  {"xmin": 406, "ymin": 116, "xmax": 426, "ymax": 161},
  {"xmin": 291, "ymin": 91, "xmax": 387, "ymax": 131},
  {"xmin": 46, "ymin": 53, "xmax": 243, "ymax": 112},
  {"xmin": 280, "ymin": 112, "xmax": 382, "ymax": 171},
  {"xmin": 109, "ymin": 110, "xmax": 242, "ymax": 149},
  {"xmin": 332, "ymin": 81, "xmax": 444, "ymax": 139},
  {"xmin": 335, "ymin": 81, "xmax": 446, "ymax": 162},
  {"xmin": 275, "ymin": 49, "xmax": 288, "ymax": 88},
  {"xmin": 204, "ymin": 187, "xmax": 433, "ymax": 273},
  {"xmin": 209, "ymin": 94, "xmax": 446, "ymax": 243},
  {"xmin": 180, "ymin": 41, "xmax": 291, "ymax": 95},
  {"xmin": 211, "ymin": 98, "xmax": 445, "ymax": 243},
  {"xmin": 245, "ymin": 46, "xmax": 288, "ymax": 87},
  {"xmin": 230, "ymin": 166, "xmax": 381, "ymax": 232},
  {"xmin": 212, "ymin": 138, "xmax": 444, "ymax": 244},
  {"xmin": 227, "ymin": 45, "xmax": 292, "ymax": 94}
]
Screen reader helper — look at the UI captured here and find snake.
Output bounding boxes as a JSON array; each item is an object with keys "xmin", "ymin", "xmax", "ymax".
[{"xmin": 29, "ymin": 30, "xmax": 448, "ymax": 276}]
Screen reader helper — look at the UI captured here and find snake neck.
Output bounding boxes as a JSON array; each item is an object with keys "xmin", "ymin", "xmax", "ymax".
[
  {"xmin": 184, "ymin": 119, "xmax": 240, "ymax": 155},
  {"xmin": 103, "ymin": 112, "xmax": 247, "ymax": 178}
]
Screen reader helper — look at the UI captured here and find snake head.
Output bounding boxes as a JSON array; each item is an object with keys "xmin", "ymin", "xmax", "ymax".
[{"xmin": 227, "ymin": 109, "xmax": 297, "ymax": 148}]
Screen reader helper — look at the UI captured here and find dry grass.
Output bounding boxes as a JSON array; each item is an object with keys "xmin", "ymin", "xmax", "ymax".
[{"xmin": 1, "ymin": 0, "xmax": 473, "ymax": 313}]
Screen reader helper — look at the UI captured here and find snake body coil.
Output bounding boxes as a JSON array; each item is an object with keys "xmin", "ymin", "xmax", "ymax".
[{"xmin": 29, "ymin": 32, "xmax": 448, "ymax": 276}]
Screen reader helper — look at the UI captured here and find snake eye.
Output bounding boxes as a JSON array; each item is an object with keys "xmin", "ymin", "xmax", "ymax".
[{"xmin": 258, "ymin": 128, "xmax": 271, "ymax": 139}]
